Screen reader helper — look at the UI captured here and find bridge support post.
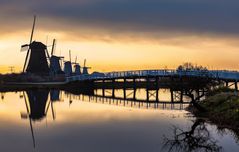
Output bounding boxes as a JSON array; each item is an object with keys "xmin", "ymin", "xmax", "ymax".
[
  {"xmin": 225, "ymin": 81, "xmax": 229, "ymax": 87},
  {"xmin": 102, "ymin": 80, "xmax": 105, "ymax": 97},
  {"xmin": 146, "ymin": 77, "xmax": 150, "ymax": 101},
  {"xmin": 170, "ymin": 89, "xmax": 174, "ymax": 103},
  {"xmin": 133, "ymin": 88, "xmax": 136, "ymax": 101},
  {"xmin": 180, "ymin": 90, "xmax": 183, "ymax": 102},
  {"xmin": 235, "ymin": 81, "xmax": 238, "ymax": 92},
  {"xmin": 156, "ymin": 89, "xmax": 159, "ymax": 102},
  {"xmin": 123, "ymin": 78, "xmax": 126, "ymax": 100},
  {"xmin": 133, "ymin": 78, "xmax": 136, "ymax": 100},
  {"xmin": 123, "ymin": 89, "xmax": 126, "ymax": 100},
  {"xmin": 155, "ymin": 77, "xmax": 159, "ymax": 102},
  {"xmin": 112, "ymin": 79, "xmax": 115, "ymax": 98}
]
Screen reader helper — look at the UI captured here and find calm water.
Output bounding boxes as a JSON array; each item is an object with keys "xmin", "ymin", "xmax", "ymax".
[{"xmin": 0, "ymin": 89, "xmax": 238, "ymax": 152}]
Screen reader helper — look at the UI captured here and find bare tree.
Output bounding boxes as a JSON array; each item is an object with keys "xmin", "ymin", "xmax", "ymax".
[
  {"xmin": 177, "ymin": 62, "xmax": 207, "ymax": 71},
  {"xmin": 162, "ymin": 119, "xmax": 222, "ymax": 152}
]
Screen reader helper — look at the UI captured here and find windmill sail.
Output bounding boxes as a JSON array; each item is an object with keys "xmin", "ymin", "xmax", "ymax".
[
  {"xmin": 23, "ymin": 15, "xmax": 36, "ymax": 72},
  {"xmin": 21, "ymin": 44, "xmax": 29, "ymax": 52}
]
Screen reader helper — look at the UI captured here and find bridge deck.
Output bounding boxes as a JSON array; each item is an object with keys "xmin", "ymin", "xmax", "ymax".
[{"xmin": 66, "ymin": 69, "xmax": 239, "ymax": 82}]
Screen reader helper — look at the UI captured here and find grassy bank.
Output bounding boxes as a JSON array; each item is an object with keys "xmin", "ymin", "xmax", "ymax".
[{"xmin": 189, "ymin": 87, "xmax": 239, "ymax": 131}]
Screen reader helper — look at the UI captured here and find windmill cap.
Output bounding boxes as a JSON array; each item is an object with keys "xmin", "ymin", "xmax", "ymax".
[{"xmin": 30, "ymin": 41, "xmax": 46, "ymax": 49}]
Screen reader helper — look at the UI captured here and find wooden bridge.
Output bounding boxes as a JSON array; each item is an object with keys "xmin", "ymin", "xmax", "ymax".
[
  {"xmin": 66, "ymin": 69, "xmax": 239, "ymax": 82},
  {"xmin": 64, "ymin": 69, "xmax": 239, "ymax": 103},
  {"xmin": 66, "ymin": 69, "xmax": 239, "ymax": 89}
]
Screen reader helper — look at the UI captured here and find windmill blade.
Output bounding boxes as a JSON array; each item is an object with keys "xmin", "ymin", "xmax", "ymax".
[
  {"xmin": 45, "ymin": 48, "xmax": 50, "ymax": 59},
  {"xmin": 84, "ymin": 66, "xmax": 91, "ymax": 69},
  {"xmin": 21, "ymin": 44, "xmax": 29, "ymax": 48},
  {"xmin": 51, "ymin": 39, "xmax": 56, "ymax": 56},
  {"xmin": 45, "ymin": 100, "xmax": 51, "ymax": 114},
  {"xmin": 22, "ymin": 15, "xmax": 36, "ymax": 72},
  {"xmin": 29, "ymin": 15, "xmax": 36, "ymax": 44},
  {"xmin": 84, "ymin": 59, "xmax": 86, "ymax": 67},
  {"xmin": 51, "ymin": 100, "xmax": 56, "ymax": 120},
  {"xmin": 20, "ymin": 112, "xmax": 29, "ymax": 119},
  {"xmin": 69, "ymin": 50, "xmax": 71, "ymax": 62},
  {"xmin": 23, "ymin": 49, "xmax": 30, "ymax": 72},
  {"xmin": 75, "ymin": 56, "xmax": 77, "ymax": 63},
  {"xmin": 71, "ymin": 56, "xmax": 78, "ymax": 65},
  {"xmin": 20, "ymin": 44, "xmax": 29, "ymax": 52}
]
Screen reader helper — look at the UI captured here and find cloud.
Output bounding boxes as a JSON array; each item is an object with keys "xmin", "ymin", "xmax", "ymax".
[{"xmin": 1, "ymin": 0, "xmax": 239, "ymax": 45}]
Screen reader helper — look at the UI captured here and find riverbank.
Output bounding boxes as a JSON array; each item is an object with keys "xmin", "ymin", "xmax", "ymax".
[{"xmin": 188, "ymin": 87, "xmax": 239, "ymax": 135}]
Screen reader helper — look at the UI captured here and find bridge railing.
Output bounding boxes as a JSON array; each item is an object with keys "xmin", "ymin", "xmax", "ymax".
[
  {"xmin": 66, "ymin": 69, "xmax": 239, "ymax": 82},
  {"xmin": 209, "ymin": 70, "xmax": 239, "ymax": 80}
]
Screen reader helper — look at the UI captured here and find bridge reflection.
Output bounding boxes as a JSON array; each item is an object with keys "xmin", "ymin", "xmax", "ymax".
[
  {"xmin": 66, "ymin": 92, "xmax": 189, "ymax": 110},
  {"xmin": 17, "ymin": 88, "xmax": 191, "ymax": 148},
  {"xmin": 19, "ymin": 88, "xmax": 192, "ymax": 124}
]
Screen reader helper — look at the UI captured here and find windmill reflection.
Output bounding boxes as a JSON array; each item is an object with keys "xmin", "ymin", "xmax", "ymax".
[
  {"xmin": 26, "ymin": 90, "xmax": 49, "ymax": 120},
  {"xmin": 163, "ymin": 119, "xmax": 222, "ymax": 152},
  {"xmin": 21, "ymin": 89, "xmax": 60, "ymax": 148}
]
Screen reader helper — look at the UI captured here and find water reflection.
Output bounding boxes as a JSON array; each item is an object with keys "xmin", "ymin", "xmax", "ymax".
[
  {"xmin": 25, "ymin": 90, "xmax": 49, "ymax": 120},
  {"xmin": 21, "ymin": 89, "xmax": 59, "ymax": 148},
  {"xmin": 163, "ymin": 119, "xmax": 222, "ymax": 152},
  {"xmin": 0, "ymin": 89, "xmax": 238, "ymax": 151},
  {"xmin": 50, "ymin": 89, "xmax": 61, "ymax": 102}
]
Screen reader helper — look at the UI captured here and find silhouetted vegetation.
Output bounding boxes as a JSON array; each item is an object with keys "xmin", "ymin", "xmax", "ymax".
[
  {"xmin": 177, "ymin": 62, "xmax": 208, "ymax": 71},
  {"xmin": 188, "ymin": 87, "xmax": 239, "ymax": 141},
  {"xmin": 163, "ymin": 119, "xmax": 222, "ymax": 152},
  {"xmin": 0, "ymin": 73, "xmax": 65, "ymax": 83}
]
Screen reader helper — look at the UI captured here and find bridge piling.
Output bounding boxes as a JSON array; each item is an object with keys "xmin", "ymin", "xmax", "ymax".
[
  {"xmin": 180, "ymin": 90, "xmax": 183, "ymax": 102},
  {"xmin": 133, "ymin": 88, "xmax": 136, "ymax": 101},
  {"xmin": 123, "ymin": 78, "xmax": 126, "ymax": 99},
  {"xmin": 225, "ymin": 81, "xmax": 229, "ymax": 87},
  {"xmin": 102, "ymin": 80, "xmax": 105, "ymax": 97},
  {"xmin": 133, "ymin": 78, "xmax": 136, "ymax": 100},
  {"xmin": 235, "ymin": 81, "xmax": 238, "ymax": 91},
  {"xmin": 155, "ymin": 77, "xmax": 159, "ymax": 102},
  {"xmin": 146, "ymin": 77, "xmax": 150, "ymax": 101},
  {"xmin": 170, "ymin": 89, "xmax": 174, "ymax": 103},
  {"xmin": 112, "ymin": 79, "xmax": 115, "ymax": 98}
]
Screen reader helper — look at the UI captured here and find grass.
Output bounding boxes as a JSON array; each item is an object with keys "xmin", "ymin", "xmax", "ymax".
[{"xmin": 189, "ymin": 87, "xmax": 239, "ymax": 130}]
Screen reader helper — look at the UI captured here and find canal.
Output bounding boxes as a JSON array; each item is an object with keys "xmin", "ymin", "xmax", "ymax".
[{"xmin": 0, "ymin": 89, "xmax": 238, "ymax": 152}]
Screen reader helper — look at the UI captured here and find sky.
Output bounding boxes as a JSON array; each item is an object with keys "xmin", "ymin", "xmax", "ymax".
[{"xmin": 0, "ymin": 0, "xmax": 239, "ymax": 73}]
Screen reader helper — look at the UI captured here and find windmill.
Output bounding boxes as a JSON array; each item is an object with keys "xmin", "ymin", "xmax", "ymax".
[
  {"xmin": 49, "ymin": 39, "xmax": 64, "ymax": 75},
  {"xmin": 72, "ymin": 56, "xmax": 81, "ymax": 75},
  {"xmin": 20, "ymin": 90, "xmax": 55, "ymax": 148},
  {"xmin": 82, "ymin": 59, "xmax": 91, "ymax": 75},
  {"xmin": 21, "ymin": 15, "xmax": 50, "ymax": 75},
  {"xmin": 63, "ymin": 50, "xmax": 73, "ymax": 76}
]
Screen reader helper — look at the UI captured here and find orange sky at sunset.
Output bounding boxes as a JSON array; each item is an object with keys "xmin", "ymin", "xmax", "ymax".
[
  {"xmin": 0, "ymin": 27, "xmax": 239, "ymax": 74},
  {"xmin": 1, "ymin": 0, "xmax": 239, "ymax": 73}
]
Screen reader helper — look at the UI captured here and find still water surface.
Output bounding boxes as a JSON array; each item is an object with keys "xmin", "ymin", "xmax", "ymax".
[{"xmin": 0, "ymin": 90, "xmax": 238, "ymax": 152}]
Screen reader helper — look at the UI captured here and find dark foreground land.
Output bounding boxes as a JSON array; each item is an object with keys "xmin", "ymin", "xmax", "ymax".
[{"xmin": 188, "ymin": 87, "xmax": 239, "ymax": 138}]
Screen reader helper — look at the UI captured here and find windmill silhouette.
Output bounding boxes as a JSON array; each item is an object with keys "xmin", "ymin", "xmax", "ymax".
[
  {"xmin": 21, "ymin": 16, "xmax": 50, "ymax": 75},
  {"xmin": 82, "ymin": 59, "xmax": 91, "ymax": 75},
  {"xmin": 72, "ymin": 56, "xmax": 81, "ymax": 75},
  {"xmin": 49, "ymin": 39, "xmax": 64, "ymax": 75},
  {"xmin": 63, "ymin": 50, "xmax": 73, "ymax": 76}
]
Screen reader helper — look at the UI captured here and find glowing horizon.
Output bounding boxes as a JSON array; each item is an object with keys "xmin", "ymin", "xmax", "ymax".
[
  {"xmin": 1, "ymin": 28, "xmax": 239, "ymax": 74},
  {"xmin": 1, "ymin": 0, "xmax": 239, "ymax": 74}
]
